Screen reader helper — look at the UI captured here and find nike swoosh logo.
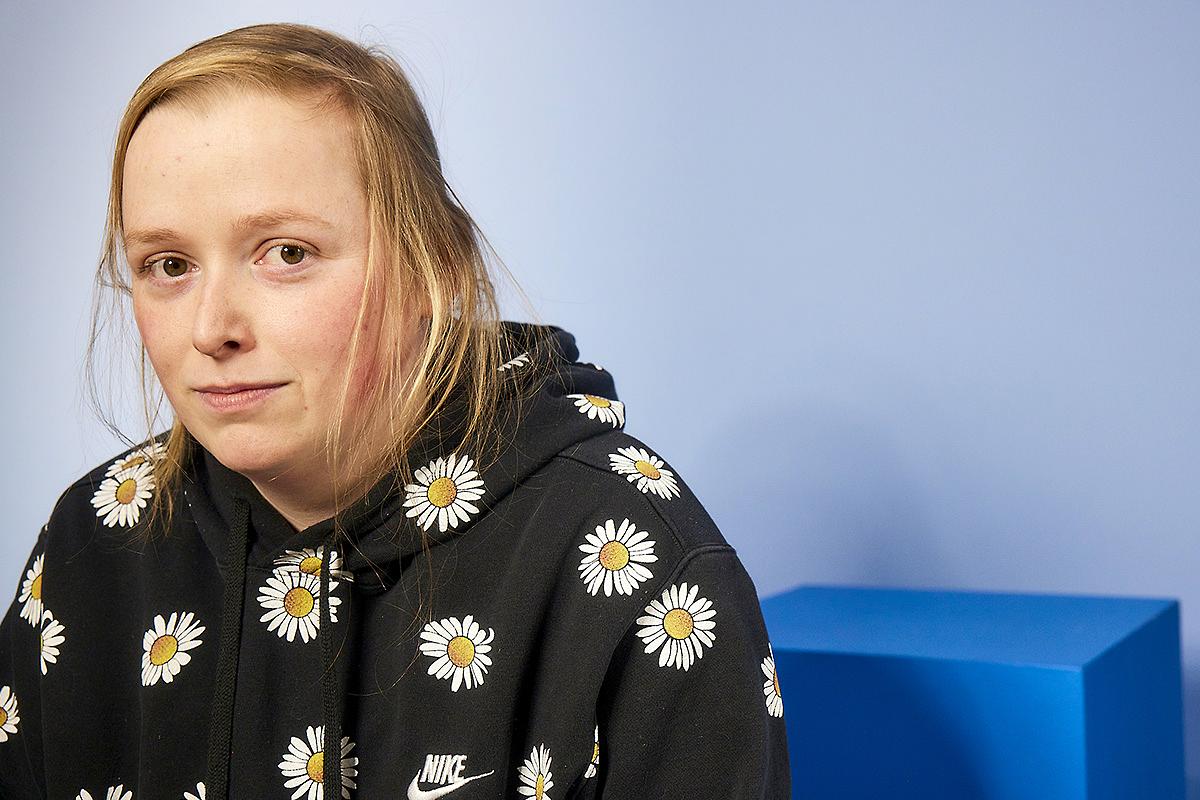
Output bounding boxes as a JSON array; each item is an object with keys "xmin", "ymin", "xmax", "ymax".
[{"xmin": 407, "ymin": 769, "xmax": 495, "ymax": 799}]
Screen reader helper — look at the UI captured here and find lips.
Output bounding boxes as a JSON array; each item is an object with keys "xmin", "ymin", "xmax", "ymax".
[
  {"xmin": 195, "ymin": 382, "xmax": 287, "ymax": 394},
  {"xmin": 194, "ymin": 382, "xmax": 286, "ymax": 413}
]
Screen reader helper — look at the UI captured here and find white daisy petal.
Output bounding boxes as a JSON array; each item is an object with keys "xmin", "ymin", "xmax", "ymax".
[
  {"xmin": 498, "ymin": 351, "xmax": 531, "ymax": 371},
  {"xmin": 404, "ymin": 453, "xmax": 488, "ymax": 533},
  {"xmin": 418, "ymin": 614, "xmax": 496, "ymax": 692},
  {"xmin": 257, "ymin": 568, "xmax": 337, "ymax": 645},
  {"xmin": 91, "ymin": 460, "xmax": 157, "ymax": 529},
  {"xmin": 517, "ymin": 743, "xmax": 555, "ymax": 800},
  {"xmin": 141, "ymin": 610, "xmax": 206, "ymax": 687},
  {"xmin": 566, "ymin": 394, "xmax": 626, "ymax": 428},
  {"xmin": 277, "ymin": 724, "xmax": 359, "ymax": 800},
  {"xmin": 577, "ymin": 517, "xmax": 658, "ymax": 597},
  {"xmin": 607, "ymin": 445, "xmax": 681, "ymax": 500},
  {"xmin": 634, "ymin": 580, "xmax": 718, "ymax": 670}
]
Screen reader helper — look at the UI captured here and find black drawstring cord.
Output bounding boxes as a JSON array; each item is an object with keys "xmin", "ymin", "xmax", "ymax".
[
  {"xmin": 200, "ymin": 495, "xmax": 346, "ymax": 798},
  {"xmin": 205, "ymin": 495, "xmax": 250, "ymax": 799},
  {"xmin": 320, "ymin": 535, "xmax": 344, "ymax": 797}
]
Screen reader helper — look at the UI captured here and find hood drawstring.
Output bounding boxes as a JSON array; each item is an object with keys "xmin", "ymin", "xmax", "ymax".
[
  {"xmin": 205, "ymin": 495, "xmax": 249, "ymax": 798},
  {"xmin": 320, "ymin": 533, "xmax": 344, "ymax": 797},
  {"xmin": 201, "ymin": 496, "xmax": 348, "ymax": 799}
]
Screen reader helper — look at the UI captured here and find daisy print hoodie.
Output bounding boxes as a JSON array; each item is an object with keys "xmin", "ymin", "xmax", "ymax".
[{"xmin": 0, "ymin": 321, "xmax": 791, "ymax": 799}]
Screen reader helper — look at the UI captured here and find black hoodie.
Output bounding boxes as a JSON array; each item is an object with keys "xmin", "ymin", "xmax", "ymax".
[{"xmin": 0, "ymin": 321, "xmax": 791, "ymax": 799}]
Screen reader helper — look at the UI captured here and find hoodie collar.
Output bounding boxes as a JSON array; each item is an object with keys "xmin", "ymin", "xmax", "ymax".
[{"xmin": 182, "ymin": 320, "xmax": 620, "ymax": 799}]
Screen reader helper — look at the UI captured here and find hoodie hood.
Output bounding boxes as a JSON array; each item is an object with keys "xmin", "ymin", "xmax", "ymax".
[{"xmin": 179, "ymin": 320, "xmax": 620, "ymax": 799}]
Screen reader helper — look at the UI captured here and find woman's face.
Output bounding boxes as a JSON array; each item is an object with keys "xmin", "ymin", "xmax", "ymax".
[{"xmin": 124, "ymin": 87, "xmax": 399, "ymax": 484}]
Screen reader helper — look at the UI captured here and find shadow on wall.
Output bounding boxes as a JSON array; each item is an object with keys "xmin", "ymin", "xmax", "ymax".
[{"xmin": 696, "ymin": 395, "xmax": 950, "ymax": 590}]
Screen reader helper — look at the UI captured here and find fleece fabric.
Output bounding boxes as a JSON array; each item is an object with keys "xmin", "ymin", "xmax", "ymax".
[{"xmin": 0, "ymin": 320, "xmax": 791, "ymax": 800}]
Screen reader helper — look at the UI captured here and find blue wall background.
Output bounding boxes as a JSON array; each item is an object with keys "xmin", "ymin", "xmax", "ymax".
[{"xmin": 3, "ymin": 2, "xmax": 1196, "ymax": 793}]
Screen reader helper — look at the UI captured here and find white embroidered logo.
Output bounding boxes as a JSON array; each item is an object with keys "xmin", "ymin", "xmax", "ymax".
[{"xmin": 407, "ymin": 754, "xmax": 495, "ymax": 799}]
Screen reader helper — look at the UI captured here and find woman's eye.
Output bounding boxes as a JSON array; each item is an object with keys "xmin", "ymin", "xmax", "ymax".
[
  {"xmin": 140, "ymin": 256, "xmax": 190, "ymax": 279},
  {"xmin": 264, "ymin": 243, "xmax": 310, "ymax": 267},
  {"xmin": 162, "ymin": 257, "xmax": 189, "ymax": 277}
]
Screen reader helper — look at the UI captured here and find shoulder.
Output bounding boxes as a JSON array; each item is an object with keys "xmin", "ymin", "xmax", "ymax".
[
  {"xmin": 532, "ymin": 430, "xmax": 774, "ymax": 668},
  {"xmin": 543, "ymin": 427, "xmax": 732, "ymax": 558},
  {"xmin": 42, "ymin": 434, "xmax": 170, "ymax": 538}
]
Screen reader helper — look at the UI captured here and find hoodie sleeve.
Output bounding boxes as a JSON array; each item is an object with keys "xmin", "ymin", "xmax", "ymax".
[
  {"xmin": 0, "ymin": 521, "xmax": 50, "ymax": 798},
  {"xmin": 582, "ymin": 545, "xmax": 791, "ymax": 799}
]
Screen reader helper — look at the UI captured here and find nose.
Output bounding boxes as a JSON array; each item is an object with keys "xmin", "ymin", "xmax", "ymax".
[{"xmin": 192, "ymin": 262, "xmax": 255, "ymax": 359}]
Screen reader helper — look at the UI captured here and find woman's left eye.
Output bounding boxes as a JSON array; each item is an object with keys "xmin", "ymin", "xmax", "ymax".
[{"xmin": 260, "ymin": 243, "xmax": 312, "ymax": 268}]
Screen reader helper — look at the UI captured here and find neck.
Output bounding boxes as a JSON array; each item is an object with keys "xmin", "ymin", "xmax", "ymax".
[{"xmin": 244, "ymin": 446, "xmax": 384, "ymax": 533}]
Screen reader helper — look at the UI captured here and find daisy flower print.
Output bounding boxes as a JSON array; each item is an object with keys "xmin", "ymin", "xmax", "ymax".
[
  {"xmin": 142, "ymin": 611, "xmax": 206, "ymax": 686},
  {"xmin": 585, "ymin": 725, "xmax": 599, "ymax": 778},
  {"xmin": 419, "ymin": 614, "xmax": 495, "ymax": 692},
  {"xmin": 608, "ymin": 445, "xmax": 680, "ymax": 500},
  {"xmin": 183, "ymin": 782, "xmax": 206, "ymax": 800},
  {"xmin": 761, "ymin": 642, "xmax": 784, "ymax": 717},
  {"xmin": 104, "ymin": 440, "xmax": 167, "ymax": 477},
  {"xmin": 39, "ymin": 608, "xmax": 65, "ymax": 676},
  {"xmin": 273, "ymin": 546, "xmax": 353, "ymax": 585},
  {"xmin": 567, "ymin": 394, "xmax": 625, "ymax": 428},
  {"xmin": 0, "ymin": 685, "xmax": 19, "ymax": 741},
  {"xmin": 635, "ymin": 580, "xmax": 716, "ymax": 671},
  {"xmin": 278, "ymin": 724, "xmax": 359, "ymax": 800},
  {"xmin": 76, "ymin": 785, "xmax": 133, "ymax": 800},
  {"xmin": 498, "ymin": 351, "xmax": 531, "ymax": 371},
  {"xmin": 577, "ymin": 518, "xmax": 657, "ymax": 597},
  {"xmin": 91, "ymin": 459, "xmax": 155, "ymax": 528},
  {"xmin": 258, "ymin": 567, "xmax": 340, "ymax": 644},
  {"xmin": 18, "ymin": 551, "xmax": 44, "ymax": 627},
  {"xmin": 404, "ymin": 453, "xmax": 486, "ymax": 533},
  {"xmin": 517, "ymin": 743, "xmax": 554, "ymax": 800}
]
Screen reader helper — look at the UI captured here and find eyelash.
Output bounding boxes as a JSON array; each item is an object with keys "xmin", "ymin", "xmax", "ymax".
[{"xmin": 137, "ymin": 242, "xmax": 314, "ymax": 278}]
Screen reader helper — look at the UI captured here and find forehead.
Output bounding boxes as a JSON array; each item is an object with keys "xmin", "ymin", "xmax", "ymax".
[{"xmin": 121, "ymin": 86, "xmax": 363, "ymax": 239}]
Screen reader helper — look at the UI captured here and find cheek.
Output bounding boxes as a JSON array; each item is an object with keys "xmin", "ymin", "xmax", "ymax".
[
  {"xmin": 346, "ymin": 295, "xmax": 385, "ymax": 399},
  {"xmin": 132, "ymin": 298, "xmax": 178, "ymax": 382},
  {"xmin": 292, "ymin": 278, "xmax": 378, "ymax": 397}
]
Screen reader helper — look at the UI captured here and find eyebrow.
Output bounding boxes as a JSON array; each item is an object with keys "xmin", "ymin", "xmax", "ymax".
[{"xmin": 122, "ymin": 209, "xmax": 336, "ymax": 250}]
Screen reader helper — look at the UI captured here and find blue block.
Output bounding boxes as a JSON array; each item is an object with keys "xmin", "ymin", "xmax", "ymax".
[{"xmin": 760, "ymin": 586, "xmax": 1186, "ymax": 799}]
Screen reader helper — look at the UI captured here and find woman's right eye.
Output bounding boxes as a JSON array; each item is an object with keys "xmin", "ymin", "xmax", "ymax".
[{"xmin": 140, "ymin": 256, "xmax": 190, "ymax": 279}]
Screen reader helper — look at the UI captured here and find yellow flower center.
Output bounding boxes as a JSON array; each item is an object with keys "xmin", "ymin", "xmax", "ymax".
[
  {"xmin": 585, "ymin": 394, "xmax": 611, "ymax": 408},
  {"xmin": 150, "ymin": 634, "xmax": 178, "ymax": 666},
  {"xmin": 447, "ymin": 635, "xmax": 475, "ymax": 668},
  {"xmin": 31, "ymin": 574, "xmax": 41, "ymax": 600},
  {"xmin": 115, "ymin": 478, "xmax": 139, "ymax": 505},
  {"xmin": 599, "ymin": 541, "xmax": 630, "ymax": 571},
  {"xmin": 663, "ymin": 608, "xmax": 694, "ymax": 639},
  {"xmin": 634, "ymin": 460, "xmax": 660, "ymax": 480},
  {"xmin": 427, "ymin": 477, "xmax": 458, "ymax": 508},
  {"xmin": 299, "ymin": 556, "xmax": 322, "ymax": 575},
  {"xmin": 536, "ymin": 774, "xmax": 545, "ymax": 799},
  {"xmin": 285, "ymin": 587, "xmax": 315, "ymax": 618},
  {"xmin": 0, "ymin": 708, "xmax": 7, "ymax": 726},
  {"xmin": 773, "ymin": 668, "xmax": 781, "ymax": 697},
  {"xmin": 591, "ymin": 741, "xmax": 599, "ymax": 762},
  {"xmin": 306, "ymin": 751, "xmax": 324, "ymax": 782}
]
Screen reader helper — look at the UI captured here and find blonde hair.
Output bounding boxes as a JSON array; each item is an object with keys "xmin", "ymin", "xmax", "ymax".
[{"xmin": 86, "ymin": 22, "xmax": 558, "ymax": 549}]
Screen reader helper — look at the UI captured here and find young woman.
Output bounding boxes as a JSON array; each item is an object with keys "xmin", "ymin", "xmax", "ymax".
[{"xmin": 0, "ymin": 22, "xmax": 791, "ymax": 800}]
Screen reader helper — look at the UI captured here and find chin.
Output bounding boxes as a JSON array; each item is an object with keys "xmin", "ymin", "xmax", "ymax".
[{"xmin": 189, "ymin": 422, "xmax": 299, "ymax": 480}]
